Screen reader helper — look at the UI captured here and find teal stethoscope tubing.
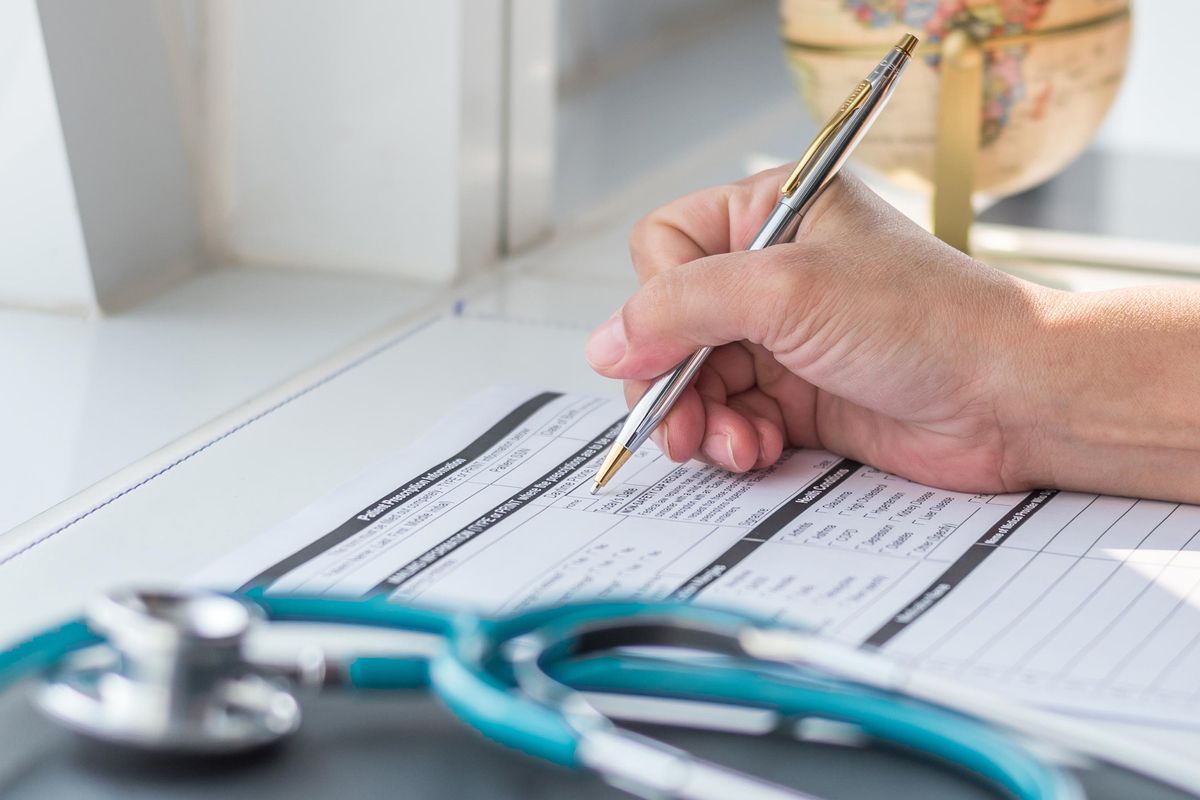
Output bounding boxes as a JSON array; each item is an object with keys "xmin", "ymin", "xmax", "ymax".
[
  {"xmin": 444, "ymin": 603, "xmax": 1080, "ymax": 800},
  {"xmin": 0, "ymin": 619, "xmax": 100, "ymax": 693},
  {"xmin": 547, "ymin": 655, "xmax": 1073, "ymax": 800},
  {"xmin": 237, "ymin": 595, "xmax": 1081, "ymax": 799},
  {"xmin": 0, "ymin": 594, "xmax": 1077, "ymax": 799}
]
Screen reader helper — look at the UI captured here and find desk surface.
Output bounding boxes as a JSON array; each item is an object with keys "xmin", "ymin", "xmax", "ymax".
[{"xmin": 6, "ymin": 689, "xmax": 1186, "ymax": 800}]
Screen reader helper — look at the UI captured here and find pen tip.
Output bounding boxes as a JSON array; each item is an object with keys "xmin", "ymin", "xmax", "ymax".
[{"xmin": 592, "ymin": 445, "xmax": 633, "ymax": 495}]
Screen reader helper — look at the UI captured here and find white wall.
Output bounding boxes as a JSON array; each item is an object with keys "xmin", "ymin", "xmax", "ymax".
[
  {"xmin": 1093, "ymin": 1, "xmax": 1200, "ymax": 158},
  {"xmin": 3, "ymin": 0, "xmax": 535, "ymax": 312},
  {"xmin": 557, "ymin": 0, "xmax": 742, "ymax": 88},
  {"xmin": 38, "ymin": 0, "xmax": 202, "ymax": 310},
  {"xmin": 202, "ymin": 1, "xmax": 506, "ymax": 282},
  {"xmin": 0, "ymin": 0, "xmax": 94, "ymax": 313},
  {"xmin": 0, "ymin": 0, "xmax": 202, "ymax": 315}
]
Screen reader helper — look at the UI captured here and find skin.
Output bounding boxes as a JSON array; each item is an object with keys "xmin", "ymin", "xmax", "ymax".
[{"xmin": 585, "ymin": 165, "xmax": 1200, "ymax": 503}]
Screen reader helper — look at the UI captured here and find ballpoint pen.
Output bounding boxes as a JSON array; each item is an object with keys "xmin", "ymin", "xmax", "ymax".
[{"xmin": 591, "ymin": 33, "xmax": 918, "ymax": 495}]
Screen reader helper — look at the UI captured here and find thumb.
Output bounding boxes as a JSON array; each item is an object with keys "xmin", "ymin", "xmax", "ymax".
[{"xmin": 585, "ymin": 247, "xmax": 806, "ymax": 380}]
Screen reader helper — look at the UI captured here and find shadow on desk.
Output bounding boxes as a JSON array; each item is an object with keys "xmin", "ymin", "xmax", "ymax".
[{"xmin": 0, "ymin": 689, "xmax": 1189, "ymax": 799}]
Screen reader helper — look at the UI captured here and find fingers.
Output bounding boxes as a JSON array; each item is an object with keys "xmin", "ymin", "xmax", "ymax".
[
  {"xmin": 591, "ymin": 169, "xmax": 954, "ymax": 386},
  {"xmin": 596, "ymin": 173, "xmax": 897, "ymax": 381},
  {"xmin": 629, "ymin": 384, "xmax": 767, "ymax": 472},
  {"xmin": 627, "ymin": 168, "xmax": 898, "ymax": 289},
  {"xmin": 628, "ymin": 164, "xmax": 792, "ymax": 284},
  {"xmin": 742, "ymin": 344, "xmax": 824, "ymax": 450},
  {"xmin": 587, "ymin": 246, "xmax": 802, "ymax": 380},
  {"xmin": 698, "ymin": 396, "xmax": 760, "ymax": 471},
  {"xmin": 620, "ymin": 346, "xmax": 788, "ymax": 473}
]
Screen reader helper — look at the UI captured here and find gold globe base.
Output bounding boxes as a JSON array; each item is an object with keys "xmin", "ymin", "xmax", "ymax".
[{"xmin": 933, "ymin": 30, "xmax": 984, "ymax": 254}]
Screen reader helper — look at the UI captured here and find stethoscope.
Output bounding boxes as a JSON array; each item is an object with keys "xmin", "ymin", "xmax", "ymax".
[{"xmin": 2, "ymin": 589, "xmax": 1198, "ymax": 800}]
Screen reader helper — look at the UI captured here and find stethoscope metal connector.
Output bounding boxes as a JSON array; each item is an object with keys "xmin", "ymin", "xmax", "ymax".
[{"xmin": 35, "ymin": 589, "xmax": 303, "ymax": 754}]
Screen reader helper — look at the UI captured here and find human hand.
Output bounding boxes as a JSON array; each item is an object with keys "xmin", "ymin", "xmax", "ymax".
[{"xmin": 585, "ymin": 166, "xmax": 1054, "ymax": 494}]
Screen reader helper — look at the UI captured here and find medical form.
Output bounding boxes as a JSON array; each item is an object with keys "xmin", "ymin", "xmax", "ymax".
[{"xmin": 196, "ymin": 386, "xmax": 1200, "ymax": 730}]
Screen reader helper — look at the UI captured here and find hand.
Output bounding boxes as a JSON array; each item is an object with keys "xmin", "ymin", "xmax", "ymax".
[{"xmin": 585, "ymin": 166, "xmax": 1055, "ymax": 494}]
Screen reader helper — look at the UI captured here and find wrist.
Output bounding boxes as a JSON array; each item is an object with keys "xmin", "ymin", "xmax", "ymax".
[
  {"xmin": 996, "ymin": 284, "xmax": 1200, "ymax": 501},
  {"xmin": 991, "ymin": 282, "xmax": 1076, "ymax": 492}
]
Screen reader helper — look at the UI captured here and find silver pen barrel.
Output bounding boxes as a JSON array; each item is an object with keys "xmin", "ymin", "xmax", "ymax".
[{"xmin": 781, "ymin": 38, "xmax": 913, "ymax": 217}]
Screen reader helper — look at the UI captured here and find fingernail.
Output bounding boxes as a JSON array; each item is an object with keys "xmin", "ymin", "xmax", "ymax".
[
  {"xmin": 702, "ymin": 433, "xmax": 734, "ymax": 470},
  {"xmin": 586, "ymin": 311, "xmax": 627, "ymax": 368}
]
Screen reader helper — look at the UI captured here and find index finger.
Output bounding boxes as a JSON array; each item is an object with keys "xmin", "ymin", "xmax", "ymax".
[{"xmin": 627, "ymin": 163, "xmax": 794, "ymax": 285}]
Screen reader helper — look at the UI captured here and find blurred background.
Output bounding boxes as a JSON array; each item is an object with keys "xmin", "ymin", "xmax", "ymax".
[{"xmin": 1, "ymin": 0, "xmax": 1197, "ymax": 535}]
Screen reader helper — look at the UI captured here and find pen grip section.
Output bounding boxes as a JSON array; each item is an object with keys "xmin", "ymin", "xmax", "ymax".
[
  {"xmin": 748, "ymin": 203, "xmax": 802, "ymax": 250},
  {"xmin": 626, "ymin": 347, "xmax": 714, "ymax": 452}
]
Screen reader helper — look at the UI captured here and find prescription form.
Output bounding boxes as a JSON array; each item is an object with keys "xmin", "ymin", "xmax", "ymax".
[{"xmin": 196, "ymin": 386, "xmax": 1200, "ymax": 730}]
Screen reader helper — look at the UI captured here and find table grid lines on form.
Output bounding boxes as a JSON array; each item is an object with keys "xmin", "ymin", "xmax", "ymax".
[
  {"xmin": 913, "ymin": 495, "xmax": 1140, "ymax": 659},
  {"xmin": 880, "ymin": 492, "xmax": 1200, "ymax": 725}
]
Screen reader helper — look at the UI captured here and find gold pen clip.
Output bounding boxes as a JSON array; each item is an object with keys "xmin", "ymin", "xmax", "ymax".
[{"xmin": 780, "ymin": 79, "xmax": 872, "ymax": 198}]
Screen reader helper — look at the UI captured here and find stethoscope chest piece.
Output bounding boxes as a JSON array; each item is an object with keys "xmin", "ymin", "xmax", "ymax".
[{"xmin": 35, "ymin": 590, "xmax": 301, "ymax": 754}]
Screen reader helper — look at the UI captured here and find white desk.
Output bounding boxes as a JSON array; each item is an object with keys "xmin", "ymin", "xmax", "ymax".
[{"xmin": 0, "ymin": 268, "xmax": 440, "ymax": 536}]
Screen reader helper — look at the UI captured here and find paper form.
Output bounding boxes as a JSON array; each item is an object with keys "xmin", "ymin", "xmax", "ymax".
[{"xmin": 195, "ymin": 386, "xmax": 1200, "ymax": 730}]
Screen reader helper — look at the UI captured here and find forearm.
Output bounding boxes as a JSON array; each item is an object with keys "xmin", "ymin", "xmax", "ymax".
[{"xmin": 1014, "ymin": 285, "xmax": 1200, "ymax": 502}]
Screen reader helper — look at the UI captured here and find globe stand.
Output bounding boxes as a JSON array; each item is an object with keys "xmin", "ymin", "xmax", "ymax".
[{"xmin": 933, "ymin": 30, "xmax": 983, "ymax": 254}]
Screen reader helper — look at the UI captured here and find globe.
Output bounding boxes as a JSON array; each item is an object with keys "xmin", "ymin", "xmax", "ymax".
[{"xmin": 780, "ymin": 0, "xmax": 1131, "ymax": 200}]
